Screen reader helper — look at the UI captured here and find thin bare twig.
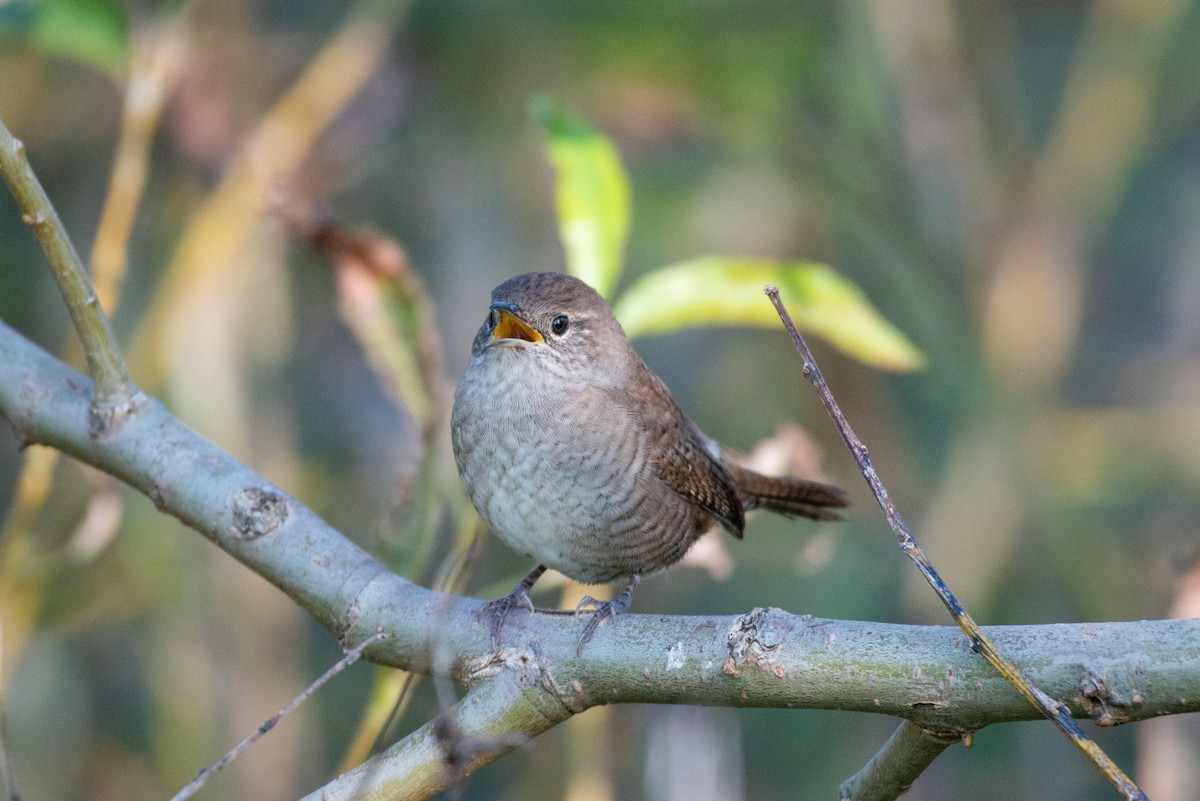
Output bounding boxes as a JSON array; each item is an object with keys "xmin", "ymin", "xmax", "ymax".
[
  {"xmin": 169, "ymin": 632, "xmax": 387, "ymax": 801},
  {"xmin": 0, "ymin": 117, "xmax": 139, "ymax": 431},
  {"xmin": 765, "ymin": 285, "xmax": 1148, "ymax": 801}
]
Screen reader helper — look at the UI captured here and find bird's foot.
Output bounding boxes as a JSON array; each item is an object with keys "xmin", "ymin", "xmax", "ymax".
[
  {"xmin": 573, "ymin": 596, "xmax": 627, "ymax": 654},
  {"xmin": 477, "ymin": 565, "xmax": 547, "ymax": 648},
  {"xmin": 477, "ymin": 590, "xmax": 534, "ymax": 647},
  {"xmin": 574, "ymin": 575, "xmax": 640, "ymax": 655}
]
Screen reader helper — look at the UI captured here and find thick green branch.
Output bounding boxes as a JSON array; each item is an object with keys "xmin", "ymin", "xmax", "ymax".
[
  {"xmin": 308, "ymin": 670, "xmax": 571, "ymax": 801},
  {"xmin": 838, "ymin": 721, "xmax": 960, "ymax": 801},
  {"xmin": 2, "ymin": 317, "xmax": 1198, "ymax": 798},
  {"xmin": 0, "ymin": 119, "xmax": 137, "ymax": 425}
]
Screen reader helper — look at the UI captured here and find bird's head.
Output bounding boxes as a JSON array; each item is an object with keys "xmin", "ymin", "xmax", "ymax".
[{"xmin": 470, "ymin": 272, "xmax": 628, "ymax": 376}]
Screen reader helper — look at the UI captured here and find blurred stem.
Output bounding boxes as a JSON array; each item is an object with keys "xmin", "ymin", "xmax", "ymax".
[
  {"xmin": 563, "ymin": 707, "xmax": 614, "ymax": 801},
  {"xmin": 321, "ymin": 226, "xmax": 442, "ymax": 428},
  {"xmin": 127, "ymin": 1, "xmax": 409, "ymax": 386},
  {"xmin": 398, "ymin": 432, "xmax": 446, "ymax": 578},
  {"xmin": 338, "ymin": 455, "xmax": 480, "ymax": 770},
  {"xmin": 837, "ymin": 721, "xmax": 961, "ymax": 801},
  {"xmin": 339, "ymin": 669, "xmax": 419, "ymax": 772},
  {"xmin": 90, "ymin": 15, "xmax": 191, "ymax": 312},
  {"xmin": 0, "ymin": 695, "xmax": 16, "ymax": 801},
  {"xmin": 0, "ymin": 117, "xmax": 136, "ymax": 418},
  {"xmin": 1038, "ymin": 0, "xmax": 1191, "ymax": 231},
  {"xmin": 0, "ymin": 446, "xmax": 59, "ymax": 678},
  {"xmin": 299, "ymin": 213, "xmax": 468, "ymax": 771}
]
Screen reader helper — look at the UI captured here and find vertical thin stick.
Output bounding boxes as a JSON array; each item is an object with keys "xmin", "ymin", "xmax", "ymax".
[
  {"xmin": 765, "ymin": 286, "xmax": 1147, "ymax": 801},
  {"xmin": 91, "ymin": 19, "xmax": 189, "ymax": 313},
  {"xmin": 0, "ymin": 697, "xmax": 19, "ymax": 801}
]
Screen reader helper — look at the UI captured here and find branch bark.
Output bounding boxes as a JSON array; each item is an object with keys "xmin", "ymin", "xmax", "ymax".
[
  {"xmin": 837, "ymin": 721, "xmax": 960, "ymax": 801},
  {"xmin": 307, "ymin": 670, "xmax": 569, "ymax": 801},
  {"xmin": 2, "ymin": 317, "xmax": 1198, "ymax": 799}
]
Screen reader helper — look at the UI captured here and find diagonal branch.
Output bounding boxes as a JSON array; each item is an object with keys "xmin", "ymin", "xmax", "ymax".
[
  {"xmin": 765, "ymin": 286, "xmax": 1148, "ymax": 800},
  {"xmin": 307, "ymin": 668, "xmax": 572, "ymax": 801},
  {"xmin": 837, "ymin": 721, "xmax": 961, "ymax": 801}
]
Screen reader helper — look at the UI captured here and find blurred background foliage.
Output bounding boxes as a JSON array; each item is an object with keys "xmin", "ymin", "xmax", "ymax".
[{"xmin": 2, "ymin": 1, "xmax": 1200, "ymax": 800}]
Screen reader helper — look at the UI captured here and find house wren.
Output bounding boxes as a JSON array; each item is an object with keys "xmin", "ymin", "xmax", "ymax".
[{"xmin": 451, "ymin": 272, "xmax": 846, "ymax": 650}]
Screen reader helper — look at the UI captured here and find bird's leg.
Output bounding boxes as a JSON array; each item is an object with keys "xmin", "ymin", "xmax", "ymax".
[
  {"xmin": 477, "ymin": 565, "xmax": 547, "ymax": 647},
  {"xmin": 574, "ymin": 574, "xmax": 641, "ymax": 655}
]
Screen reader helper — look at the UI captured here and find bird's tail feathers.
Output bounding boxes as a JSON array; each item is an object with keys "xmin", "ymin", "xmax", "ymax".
[{"xmin": 731, "ymin": 467, "xmax": 847, "ymax": 521}]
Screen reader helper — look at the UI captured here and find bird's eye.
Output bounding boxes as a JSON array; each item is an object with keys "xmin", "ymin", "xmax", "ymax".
[{"xmin": 551, "ymin": 315, "xmax": 570, "ymax": 336}]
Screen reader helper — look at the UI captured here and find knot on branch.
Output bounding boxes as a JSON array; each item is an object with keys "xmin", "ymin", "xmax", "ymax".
[
  {"xmin": 1079, "ymin": 667, "xmax": 1145, "ymax": 727},
  {"xmin": 464, "ymin": 644, "xmax": 585, "ymax": 717},
  {"xmin": 88, "ymin": 386, "xmax": 146, "ymax": 440},
  {"xmin": 723, "ymin": 607, "xmax": 795, "ymax": 680},
  {"xmin": 231, "ymin": 486, "xmax": 290, "ymax": 539}
]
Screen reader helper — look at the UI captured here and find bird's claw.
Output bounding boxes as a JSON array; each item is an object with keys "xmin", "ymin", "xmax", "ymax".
[
  {"xmin": 478, "ymin": 565, "xmax": 547, "ymax": 649},
  {"xmin": 477, "ymin": 588, "xmax": 534, "ymax": 648},
  {"xmin": 574, "ymin": 595, "xmax": 631, "ymax": 656},
  {"xmin": 573, "ymin": 595, "xmax": 603, "ymax": 614},
  {"xmin": 573, "ymin": 575, "xmax": 641, "ymax": 655}
]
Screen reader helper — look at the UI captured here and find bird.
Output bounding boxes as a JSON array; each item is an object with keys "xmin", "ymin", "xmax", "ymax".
[{"xmin": 450, "ymin": 271, "xmax": 846, "ymax": 651}]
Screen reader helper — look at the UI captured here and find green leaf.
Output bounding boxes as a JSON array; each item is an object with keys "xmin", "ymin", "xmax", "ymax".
[
  {"xmin": 533, "ymin": 98, "xmax": 630, "ymax": 300},
  {"xmin": 612, "ymin": 257, "xmax": 926, "ymax": 372},
  {"xmin": 8, "ymin": 0, "xmax": 130, "ymax": 77}
]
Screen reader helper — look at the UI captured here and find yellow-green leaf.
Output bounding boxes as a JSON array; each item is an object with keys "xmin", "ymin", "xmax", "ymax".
[
  {"xmin": 612, "ymin": 258, "xmax": 925, "ymax": 372},
  {"xmin": 533, "ymin": 99, "xmax": 629, "ymax": 299}
]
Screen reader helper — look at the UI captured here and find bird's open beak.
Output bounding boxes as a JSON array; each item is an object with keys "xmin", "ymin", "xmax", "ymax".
[{"xmin": 490, "ymin": 303, "xmax": 543, "ymax": 345}]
